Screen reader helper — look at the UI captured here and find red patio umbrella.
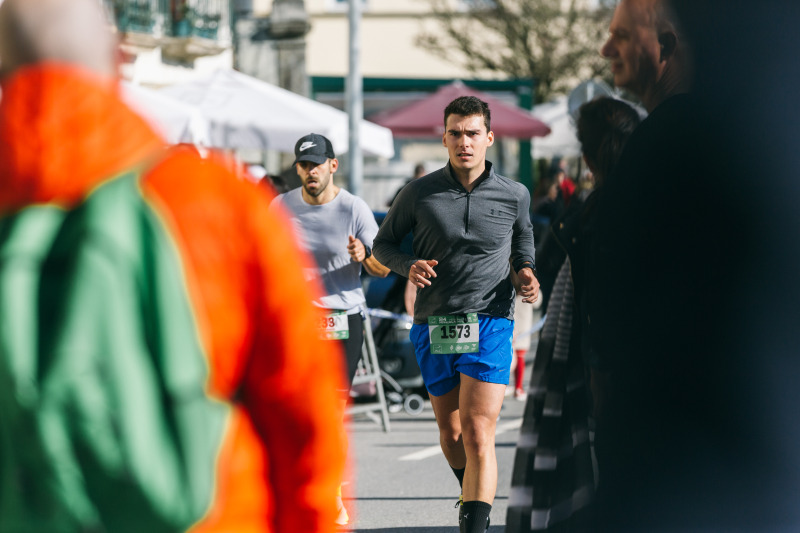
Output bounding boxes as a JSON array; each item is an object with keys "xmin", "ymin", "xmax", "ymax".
[{"xmin": 368, "ymin": 81, "xmax": 551, "ymax": 139}]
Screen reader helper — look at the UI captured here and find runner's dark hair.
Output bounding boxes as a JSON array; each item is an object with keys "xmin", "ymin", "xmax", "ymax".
[{"xmin": 444, "ymin": 96, "xmax": 491, "ymax": 132}]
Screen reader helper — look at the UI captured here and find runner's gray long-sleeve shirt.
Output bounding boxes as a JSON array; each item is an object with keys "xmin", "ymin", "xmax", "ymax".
[{"xmin": 373, "ymin": 162, "xmax": 535, "ymax": 324}]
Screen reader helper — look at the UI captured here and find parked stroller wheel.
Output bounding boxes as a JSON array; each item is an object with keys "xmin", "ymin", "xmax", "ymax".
[
  {"xmin": 403, "ymin": 393, "xmax": 425, "ymax": 416},
  {"xmin": 385, "ymin": 391, "xmax": 404, "ymax": 413}
]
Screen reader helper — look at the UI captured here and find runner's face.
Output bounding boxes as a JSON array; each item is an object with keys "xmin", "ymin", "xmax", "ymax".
[
  {"xmin": 297, "ymin": 159, "xmax": 335, "ymax": 198},
  {"xmin": 442, "ymin": 114, "xmax": 494, "ymax": 174}
]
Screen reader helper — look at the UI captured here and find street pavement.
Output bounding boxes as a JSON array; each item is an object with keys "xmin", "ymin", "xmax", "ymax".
[{"xmin": 342, "ymin": 360, "xmax": 532, "ymax": 533}]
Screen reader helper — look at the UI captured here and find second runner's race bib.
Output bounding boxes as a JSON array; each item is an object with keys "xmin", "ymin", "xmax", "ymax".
[
  {"xmin": 320, "ymin": 310, "xmax": 349, "ymax": 340},
  {"xmin": 428, "ymin": 313, "xmax": 479, "ymax": 354}
]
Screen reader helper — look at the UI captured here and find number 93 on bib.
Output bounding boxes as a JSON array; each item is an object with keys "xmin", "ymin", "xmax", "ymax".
[{"xmin": 427, "ymin": 313, "xmax": 479, "ymax": 354}]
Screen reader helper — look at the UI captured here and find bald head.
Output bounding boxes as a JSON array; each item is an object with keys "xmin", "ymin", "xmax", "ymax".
[{"xmin": 0, "ymin": 0, "xmax": 117, "ymax": 79}]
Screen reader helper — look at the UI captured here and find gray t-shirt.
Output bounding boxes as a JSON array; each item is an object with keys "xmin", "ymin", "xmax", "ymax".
[
  {"xmin": 373, "ymin": 161, "xmax": 535, "ymax": 323},
  {"xmin": 271, "ymin": 187, "xmax": 378, "ymax": 313}
]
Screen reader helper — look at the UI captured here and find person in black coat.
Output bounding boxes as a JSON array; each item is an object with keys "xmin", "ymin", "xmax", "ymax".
[
  {"xmin": 588, "ymin": 0, "xmax": 799, "ymax": 530},
  {"xmin": 506, "ymin": 97, "xmax": 640, "ymax": 533}
]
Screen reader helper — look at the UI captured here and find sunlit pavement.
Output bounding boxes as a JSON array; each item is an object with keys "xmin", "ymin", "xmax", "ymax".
[{"xmin": 343, "ymin": 365, "xmax": 531, "ymax": 533}]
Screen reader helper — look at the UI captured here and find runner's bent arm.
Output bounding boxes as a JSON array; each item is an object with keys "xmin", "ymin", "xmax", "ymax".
[
  {"xmin": 509, "ymin": 184, "xmax": 536, "ymax": 273},
  {"xmin": 362, "ymin": 254, "xmax": 391, "ymax": 277},
  {"xmin": 350, "ymin": 197, "xmax": 390, "ymax": 277},
  {"xmin": 373, "ymin": 183, "xmax": 421, "ymax": 277},
  {"xmin": 347, "ymin": 234, "xmax": 390, "ymax": 277},
  {"xmin": 510, "ymin": 186, "xmax": 539, "ymax": 303}
]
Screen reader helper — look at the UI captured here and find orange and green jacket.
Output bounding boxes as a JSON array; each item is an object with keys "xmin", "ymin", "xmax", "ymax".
[{"xmin": 0, "ymin": 63, "xmax": 347, "ymax": 533}]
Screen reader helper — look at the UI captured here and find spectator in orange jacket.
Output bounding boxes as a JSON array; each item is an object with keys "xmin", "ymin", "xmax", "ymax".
[{"xmin": 0, "ymin": 0, "xmax": 347, "ymax": 531}]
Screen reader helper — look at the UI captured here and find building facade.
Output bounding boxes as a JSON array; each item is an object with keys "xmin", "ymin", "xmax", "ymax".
[{"xmin": 106, "ymin": 0, "xmax": 235, "ymax": 86}]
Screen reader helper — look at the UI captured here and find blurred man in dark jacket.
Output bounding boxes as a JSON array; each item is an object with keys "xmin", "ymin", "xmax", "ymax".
[{"xmin": 587, "ymin": 0, "xmax": 790, "ymax": 529}]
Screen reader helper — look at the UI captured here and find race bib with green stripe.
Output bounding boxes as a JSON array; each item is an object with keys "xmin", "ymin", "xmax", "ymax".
[
  {"xmin": 428, "ymin": 313, "xmax": 479, "ymax": 354},
  {"xmin": 320, "ymin": 310, "xmax": 349, "ymax": 340}
]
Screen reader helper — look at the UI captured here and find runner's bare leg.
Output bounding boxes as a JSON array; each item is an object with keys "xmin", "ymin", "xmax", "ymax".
[
  {"xmin": 459, "ymin": 374, "xmax": 506, "ymax": 503},
  {"xmin": 429, "ymin": 384, "xmax": 466, "ymax": 470}
]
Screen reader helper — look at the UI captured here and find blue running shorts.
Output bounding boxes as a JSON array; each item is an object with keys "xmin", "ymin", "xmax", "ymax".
[{"xmin": 410, "ymin": 314, "xmax": 513, "ymax": 397}]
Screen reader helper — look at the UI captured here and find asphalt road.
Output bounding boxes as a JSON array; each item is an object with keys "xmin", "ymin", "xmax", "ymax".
[{"xmin": 342, "ymin": 374, "xmax": 530, "ymax": 532}]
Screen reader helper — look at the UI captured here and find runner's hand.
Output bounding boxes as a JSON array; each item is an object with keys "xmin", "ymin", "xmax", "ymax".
[
  {"xmin": 409, "ymin": 259, "xmax": 438, "ymax": 288},
  {"xmin": 518, "ymin": 267, "xmax": 540, "ymax": 304},
  {"xmin": 347, "ymin": 235, "xmax": 365, "ymax": 262}
]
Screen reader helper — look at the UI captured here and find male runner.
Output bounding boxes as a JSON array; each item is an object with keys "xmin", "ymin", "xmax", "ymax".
[
  {"xmin": 270, "ymin": 133, "xmax": 389, "ymax": 524},
  {"xmin": 272, "ymin": 133, "xmax": 389, "ymax": 389},
  {"xmin": 373, "ymin": 96, "xmax": 539, "ymax": 533}
]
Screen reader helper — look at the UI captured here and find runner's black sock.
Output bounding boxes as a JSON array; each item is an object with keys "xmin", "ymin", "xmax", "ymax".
[
  {"xmin": 450, "ymin": 465, "xmax": 465, "ymax": 488},
  {"xmin": 460, "ymin": 500, "xmax": 491, "ymax": 533}
]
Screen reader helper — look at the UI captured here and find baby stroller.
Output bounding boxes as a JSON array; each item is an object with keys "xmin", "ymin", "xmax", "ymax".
[{"xmin": 353, "ymin": 267, "xmax": 427, "ymax": 416}]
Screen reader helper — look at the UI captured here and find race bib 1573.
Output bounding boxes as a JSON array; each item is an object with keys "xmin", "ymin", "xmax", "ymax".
[{"xmin": 428, "ymin": 313, "xmax": 479, "ymax": 354}]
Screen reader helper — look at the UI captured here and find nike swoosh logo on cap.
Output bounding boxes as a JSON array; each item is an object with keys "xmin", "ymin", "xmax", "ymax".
[{"xmin": 299, "ymin": 142, "xmax": 316, "ymax": 151}]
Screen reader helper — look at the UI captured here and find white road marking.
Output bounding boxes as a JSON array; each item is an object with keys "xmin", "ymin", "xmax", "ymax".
[{"xmin": 398, "ymin": 418, "xmax": 522, "ymax": 461}]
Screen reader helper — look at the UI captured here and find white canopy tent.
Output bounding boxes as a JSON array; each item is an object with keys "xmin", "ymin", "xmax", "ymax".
[
  {"xmin": 120, "ymin": 81, "xmax": 210, "ymax": 145},
  {"xmin": 531, "ymin": 96, "xmax": 581, "ymax": 160},
  {"xmin": 158, "ymin": 68, "xmax": 395, "ymax": 158}
]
